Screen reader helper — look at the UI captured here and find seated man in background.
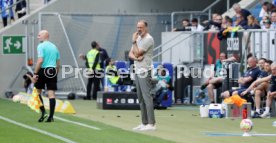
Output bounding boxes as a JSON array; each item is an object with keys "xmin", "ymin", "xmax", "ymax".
[
  {"xmin": 250, "ymin": 63, "xmax": 276, "ymax": 118},
  {"xmin": 257, "ymin": 58, "xmax": 266, "ymax": 71},
  {"xmin": 23, "ymin": 72, "xmax": 35, "ymax": 94},
  {"xmin": 200, "ymin": 52, "xmax": 227, "ymax": 103},
  {"xmin": 221, "ymin": 57, "xmax": 261, "ymax": 104},
  {"xmin": 153, "ymin": 65, "xmax": 172, "ymax": 108},
  {"xmin": 105, "ymin": 58, "xmax": 124, "ymax": 91},
  {"xmin": 241, "ymin": 59, "xmax": 272, "ymax": 117}
]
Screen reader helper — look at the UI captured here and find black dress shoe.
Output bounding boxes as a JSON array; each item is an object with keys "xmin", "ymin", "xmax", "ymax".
[
  {"xmin": 38, "ymin": 114, "xmax": 48, "ymax": 122},
  {"xmin": 83, "ymin": 97, "xmax": 91, "ymax": 100},
  {"xmin": 45, "ymin": 117, "xmax": 54, "ymax": 122}
]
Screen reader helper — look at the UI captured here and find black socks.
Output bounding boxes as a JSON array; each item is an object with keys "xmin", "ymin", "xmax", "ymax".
[
  {"xmin": 38, "ymin": 96, "xmax": 56, "ymax": 123},
  {"xmin": 46, "ymin": 98, "xmax": 56, "ymax": 122},
  {"xmin": 39, "ymin": 94, "xmax": 46, "ymax": 115},
  {"xmin": 38, "ymin": 94, "xmax": 47, "ymax": 122},
  {"xmin": 200, "ymin": 83, "xmax": 208, "ymax": 90}
]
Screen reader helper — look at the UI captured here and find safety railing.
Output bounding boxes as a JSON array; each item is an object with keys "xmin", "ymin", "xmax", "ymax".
[
  {"xmin": 0, "ymin": 0, "xmax": 30, "ymax": 26},
  {"xmin": 171, "ymin": 0, "xmax": 221, "ymax": 30},
  {"xmin": 153, "ymin": 29, "xmax": 276, "ymax": 68}
]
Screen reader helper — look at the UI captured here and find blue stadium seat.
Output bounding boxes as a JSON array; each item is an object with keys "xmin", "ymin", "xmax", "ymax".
[
  {"xmin": 115, "ymin": 61, "xmax": 127, "ymax": 70},
  {"xmin": 110, "ymin": 61, "xmax": 129, "ymax": 92},
  {"xmin": 153, "ymin": 62, "xmax": 161, "ymax": 68}
]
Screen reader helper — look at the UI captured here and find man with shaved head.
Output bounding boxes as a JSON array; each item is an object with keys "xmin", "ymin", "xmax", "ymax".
[
  {"xmin": 221, "ymin": 57, "xmax": 261, "ymax": 100},
  {"xmin": 33, "ymin": 30, "xmax": 60, "ymax": 122}
]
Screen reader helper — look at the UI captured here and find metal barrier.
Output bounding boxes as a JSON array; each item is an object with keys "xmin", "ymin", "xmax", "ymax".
[
  {"xmin": 248, "ymin": 29, "xmax": 276, "ymax": 61},
  {"xmin": 170, "ymin": 0, "xmax": 222, "ymax": 30},
  {"xmin": 155, "ymin": 30, "xmax": 276, "ymax": 69}
]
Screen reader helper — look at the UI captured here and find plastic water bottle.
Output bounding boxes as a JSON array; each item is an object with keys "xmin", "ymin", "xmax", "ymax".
[
  {"xmin": 108, "ymin": 85, "xmax": 113, "ymax": 92},
  {"xmin": 104, "ymin": 86, "xmax": 109, "ymax": 92},
  {"xmin": 273, "ymin": 121, "xmax": 276, "ymax": 127},
  {"xmin": 126, "ymin": 85, "xmax": 131, "ymax": 92},
  {"xmin": 242, "ymin": 108, "xmax": 247, "ymax": 119}
]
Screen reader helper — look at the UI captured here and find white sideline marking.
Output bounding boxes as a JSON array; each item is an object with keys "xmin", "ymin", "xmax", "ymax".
[
  {"xmin": 55, "ymin": 116, "xmax": 101, "ymax": 130},
  {"xmin": 0, "ymin": 115, "xmax": 76, "ymax": 143},
  {"xmin": 253, "ymin": 134, "xmax": 276, "ymax": 136}
]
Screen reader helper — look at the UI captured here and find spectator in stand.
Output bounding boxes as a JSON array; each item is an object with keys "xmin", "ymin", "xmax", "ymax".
[
  {"xmin": 173, "ymin": 19, "xmax": 191, "ymax": 31},
  {"xmin": 262, "ymin": 19, "xmax": 272, "ymax": 29},
  {"xmin": 234, "ymin": 12, "xmax": 248, "ymax": 28},
  {"xmin": 221, "ymin": 15, "xmax": 233, "ymax": 29},
  {"xmin": 15, "ymin": 0, "xmax": 27, "ymax": 19},
  {"xmin": 1, "ymin": 0, "xmax": 15, "ymax": 27},
  {"xmin": 202, "ymin": 13, "xmax": 219, "ymax": 26},
  {"xmin": 259, "ymin": 1, "xmax": 270, "ymax": 18},
  {"xmin": 259, "ymin": 1, "xmax": 276, "ymax": 18},
  {"xmin": 204, "ymin": 14, "xmax": 222, "ymax": 31},
  {"xmin": 232, "ymin": 3, "xmax": 251, "ymax": 21},
  {"xmin": 260, "ymin": 15, "xmax": 270, "ymax": 29},
  {"xmin": 44, "ymin": 0, "xmax": 50, "ymax": 4},
  {"xmin": 244, "ymin": 15, "xmax": 261, "ymax": 29},
  {"xmin": 191, "ymin": 18, "xmax": 204, "ymax": 31},
  {"xmin": 271, "ymin": 11, "xmax": 276, "ymax": 29}
]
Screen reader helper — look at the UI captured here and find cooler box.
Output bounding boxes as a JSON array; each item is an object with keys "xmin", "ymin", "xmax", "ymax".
[{"xmin": 208, "ymin": 104, "xmax": 224, "ymax": 118}]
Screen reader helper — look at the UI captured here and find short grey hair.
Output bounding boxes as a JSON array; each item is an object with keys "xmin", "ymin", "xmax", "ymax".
[
  {"xmin": 232, "ymin": 3, "xmax": 241, "ymax": 9},
  {"xmin": 271, "ymin": 62, "xmax": 276, "ymax": 67}
]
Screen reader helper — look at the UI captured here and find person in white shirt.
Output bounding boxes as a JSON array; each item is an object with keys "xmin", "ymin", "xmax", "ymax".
[
  {"xmin": 191, "ymin": 18, "xmax": 204, "ymax": 31},
  {"xmin": 270, "ymin": 11, "xmax": 276, "ymax": 29}
]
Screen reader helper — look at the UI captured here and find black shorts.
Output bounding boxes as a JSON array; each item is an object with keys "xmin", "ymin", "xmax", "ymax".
[
  {"xmin": 213, "ymin": 82, "xmax": 222, "ymax": 89},
  {"xmin": 270, "ymin": 85, "xmax": 276, "ymax": 92},
  {"xmin": 35, "ymin": 68, "xmax": 58, "ymax": 90}
]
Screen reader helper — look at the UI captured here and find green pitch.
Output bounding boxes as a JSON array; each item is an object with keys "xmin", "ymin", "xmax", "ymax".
[
  {"xmin": 0, "ymin": 99, "xmax": 171, "ymax": 143},
  {"xmin": 1, "ymin": 98, "xmax": 276, "ymax": 143}
]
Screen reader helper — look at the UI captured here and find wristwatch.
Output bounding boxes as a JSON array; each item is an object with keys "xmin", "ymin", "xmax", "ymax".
[{"xmin": 132, "ymin": 41, "xmax": 136, "ymax": 44}]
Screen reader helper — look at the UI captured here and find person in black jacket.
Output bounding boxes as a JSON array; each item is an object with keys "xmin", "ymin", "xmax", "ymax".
[
  {"xmin": 172, "ymin": 19, "xmax": 191, "ymax": 31},
  {"xmin": 203, "ymin": 14, "xmax": 222, "ymax": 31},
  {"xmin": 15, "ymin": 0, "xmax": 26, "ymax": 19}
]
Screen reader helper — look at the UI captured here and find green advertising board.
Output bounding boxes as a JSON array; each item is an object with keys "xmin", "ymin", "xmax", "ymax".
[{"xmin": 2, "ymin": 36, "xmax": 25, "ymax": 54}]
